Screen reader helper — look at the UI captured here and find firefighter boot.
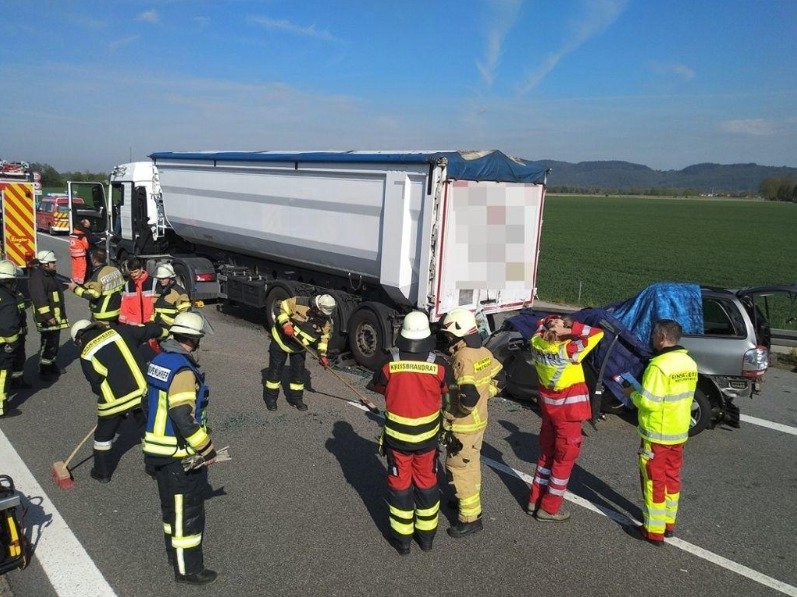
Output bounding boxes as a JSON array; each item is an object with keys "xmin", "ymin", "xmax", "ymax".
[
  {"xmin": 447, "ymin": 517, "xmax": 483, "ymax": 539},
  {"xmin": 9, "ymin": 378, "xmax": 32, "ymax": 389},
  {"xmin": 175, "ymin": 569, "xmax": 218, "ymax": 585},
  {"xmin": 289, "ymin": 398, "xmax": 308, "ymax": 412},
  {"xmin": 90, "ymin": 450, "xmax": 112, "ymax": 483}
]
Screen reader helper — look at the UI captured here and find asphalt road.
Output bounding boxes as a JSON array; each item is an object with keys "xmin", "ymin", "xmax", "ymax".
[{"xmin": 1, "ymin": 233, "xmax": 795, "ymax": 597}]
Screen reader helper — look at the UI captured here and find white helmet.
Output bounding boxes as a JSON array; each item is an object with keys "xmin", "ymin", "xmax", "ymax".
[
  {"xmin": 37, "ymin": 250, "xmax": 57, "ymax": 264},
  {"xmin": 155, "ymin": 263, "xmax": 176, "ymax": 279},
  {"xmin": 442, "ymin": 308, "xmax": 478, "ymax": 338},
  {"xmin": 170, "ymin": 312, "xmax": 205, "ymax": 337},
  {"xmin": 313, "ymin": 294, "xmax": 336, "ymax": 316},
  {"xmin": 0, "ymin": 260, "xmax": 18, "ymax": 279},
  {"xmin": 400, "ymin": 311, "xmax": 431, "ymax": 340},
  {"xmin": 70, "ymin": 319, "xmax": 92, "ymax": 342}
]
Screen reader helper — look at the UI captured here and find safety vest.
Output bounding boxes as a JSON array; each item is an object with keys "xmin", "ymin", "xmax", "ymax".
[
  {"xmin": 632, "ymin": 347, "xmax": 697, "ymax": 445},
  {"xmin": 68, "ymin": 230, "xmax": 89, "ymax": 258},
  {"xmin": 74, "ymin": 265, "xmax": 125, "ymax": 321},
  {"xmin": 143, "ymin": 352, "xmax": 209, "ymax": 459},
  {"xmin": 119, "ymin": 275, "xmax": 158, "ymax": 324},
  {"xmin": 444, "ymin": 344, "xmax": 502, "ymax": 435},
  {"xmin": 381, "ymin": 349, "xmax": 446, "ymax": 452},
  {"xmin": 530, "ymin": 322, "xmax": 604, "ymax": 421},
  {"xmin": 80, "ymin": 327, "xmax": 148, "ymax": 417},
  {"xmin": 272, "ymin": 296, "xmax": 332, "ymax": 355}
]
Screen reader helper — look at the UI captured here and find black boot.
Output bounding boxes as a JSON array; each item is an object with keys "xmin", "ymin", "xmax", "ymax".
[
  {"xmin": 387, "ymin": 536, "xmax": 410, "ymax": 556},
  {"xmin": 447, "ymin": 517, "xmax": 483, "ymax": 538},
  {"xmin": 175, "ymin": 569, "xmax": 218, "ymax": 585},
  {"xmin": 10, "ymin": 378, "xmax": 32, "ymax": 389},
  {"xmin": 414, "ymin": 533, "xmax": 433, "ymax": 552},
  {"xmin": 264, "ymin": 398, "xmax": 277, "ymax": 411},
  {"xmin": 289, "ymin": 398, "xmax": 308, "ymax": 412}
]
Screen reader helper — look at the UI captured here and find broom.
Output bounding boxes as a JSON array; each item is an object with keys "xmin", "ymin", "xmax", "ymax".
[
  {"xmin": 304, "ymin": 344, "xmax": 380, "ymax": 413},
  {"xmin": 51, "ymin": 425, "xmax": 97, "ymax": 490}
]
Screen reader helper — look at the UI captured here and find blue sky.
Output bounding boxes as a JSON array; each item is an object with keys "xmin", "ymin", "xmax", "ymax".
[{"xmin": 1, "ymin": 0, "xmax": 795, "ymax": 172}]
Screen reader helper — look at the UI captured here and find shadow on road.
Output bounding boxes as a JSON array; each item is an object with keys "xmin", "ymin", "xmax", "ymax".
[
  {"xmin": 324, "ymin": 420, "xmax": 388, "ymax": 537},
  {"xmin": 18, "ymin": 494, "xmax": 52, "ymax": 558}
]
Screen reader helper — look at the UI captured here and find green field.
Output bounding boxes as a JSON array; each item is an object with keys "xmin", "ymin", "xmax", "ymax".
[{"xmin": 535, "ymin": 194, "xmax": 797, "ymax": 327}]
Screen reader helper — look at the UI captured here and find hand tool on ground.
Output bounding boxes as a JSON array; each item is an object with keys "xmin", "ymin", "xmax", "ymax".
[
  {"xmin": 181, "ymin": 446, "xmax": 231, "ymax": 471},
  {"xmin": 51, "ymin": 425, "xmax": 97, "ymax": 490}
]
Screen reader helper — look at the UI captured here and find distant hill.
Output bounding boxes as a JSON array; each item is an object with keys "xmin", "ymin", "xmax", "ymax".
[{"xmin": 528, "ymin": 160, "xmax": 797, "ymax": 193}]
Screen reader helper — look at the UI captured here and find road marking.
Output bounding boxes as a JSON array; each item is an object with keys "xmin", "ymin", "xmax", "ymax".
[
  {"xmin": 0, "ymin": 428, "xmax": 116, "ymax": 597},
  {"xmin": 740, "ymin": 414, "xmax": 797, "ymax": 436},
  {"xmin": 345, "ymin": 400, "xmax": 797, "ymax": 596}
]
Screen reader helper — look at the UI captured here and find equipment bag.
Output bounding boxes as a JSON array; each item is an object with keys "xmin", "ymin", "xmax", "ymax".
[{"xmin": 0, "ymin": 475, "xmax": 27, "ymax": 575}]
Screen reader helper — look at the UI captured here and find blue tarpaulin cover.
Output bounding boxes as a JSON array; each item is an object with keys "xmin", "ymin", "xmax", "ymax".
[
  {"xmin": 607, "ymin": 282, "xmax": 703, "ymax": 346},
  {"xmin": 503, "ymin": 282, "xmax": 704, "ymax": 407},
  {"xmin": 149, "ymin": 150, "xmax": 548, "ymax": 184}
]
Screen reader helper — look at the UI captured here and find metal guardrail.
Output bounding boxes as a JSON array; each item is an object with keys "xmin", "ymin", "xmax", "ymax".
[{"xmin": 772, "ymin": 328, "xmax": 797, "ymax": 348}]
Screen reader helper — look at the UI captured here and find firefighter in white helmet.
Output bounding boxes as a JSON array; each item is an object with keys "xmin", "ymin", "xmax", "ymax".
[
  {"xmin": 440, "ymin": 308, "xmax": 503, "ymax": 538},
  {"xmin": 153, "ymin": 263, "xmax": 192, "ymax": 329},
  {"xmin": 263, "ymin": 293, "xmax": 336, "ymax": 411},
  {"xmin": 28, "ymin": 251, "xmax": 69, "ymax": 379},
  {"xmin": 0, "ymin": 261, "xmax": 26, "ymax": 417}
]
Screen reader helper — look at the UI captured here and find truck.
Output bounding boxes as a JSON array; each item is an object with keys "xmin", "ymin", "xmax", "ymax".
[
  {"xmin": 73, "ymin": 151, "xmax": 548, "ymax": 368},
  {"xmin": 0, "ymin": 160, "xmax": 38, "ymax": 267}
]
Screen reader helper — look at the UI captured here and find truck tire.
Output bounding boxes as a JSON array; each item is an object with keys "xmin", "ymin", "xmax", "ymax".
[
  {"xmin": 264, "ymin": 281, "xmax": 298, "ymax": 330},
  {"xmin": 348, "ymin": 303, "xmax": 395, "ymax": 370},
  {"xmin": 688, "ymin": 385, "xmax": 713, "ymax": 437}
]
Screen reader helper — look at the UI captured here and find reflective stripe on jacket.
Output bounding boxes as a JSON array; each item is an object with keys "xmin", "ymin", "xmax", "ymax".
[
  {"xmin": 632, "ymin": 347, "xmax": 697, "ymax": 445},
  {"xmin": 444, "ymin": 344, "xmax": 502, "ymax": 435},
  {"xmin": 272, "ymin": 296, "xmax": 332, "ymax": 355},
  {"xmin": 530, "ymin": 321, "xmax": 604, "ymax": 421},
  {"xmin": 372, "ymin": 348, "xmax": 450, "ymax": 452},
  {"xmin": 74, "ymin": 265, "xmax": 125, "ymax": 321},
  {"xmin": 153, "ymin": 283, "xmax": 191, "ymax": 327},
  {"xmin": 28, "ymin": 267, "xmax": 69, "ymax": 331},
  {"xmin": 143, "ymin": 350, "xmax": 211, "ymax": 460}
]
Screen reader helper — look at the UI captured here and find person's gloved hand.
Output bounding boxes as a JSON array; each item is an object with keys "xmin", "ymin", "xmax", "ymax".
[
  {"xmin": 282, "ymin": 323, "xmax": 295, "ymax": 337},
  {"xmin": 319, "ymin": 355, "xmax": 330, "ymax": 369}
]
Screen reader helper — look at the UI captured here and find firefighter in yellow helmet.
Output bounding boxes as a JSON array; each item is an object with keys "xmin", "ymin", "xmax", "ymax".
[
  {"xmin": 263, "ymin": 293, "xmax": 335, "ymax": 411},
  {"xmin": 0, "ymin": 261, "xmax": 26, "ymax": 417},
  {"xmin": 624, "ymin": 319, "xmax": 697, "ymax": 545},
  {"xmin": 439, "ymin": 308, "xmax": 503, "ymax": 538}
]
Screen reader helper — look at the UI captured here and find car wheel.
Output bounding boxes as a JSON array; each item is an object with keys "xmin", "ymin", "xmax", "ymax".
[{"xmin": 688, "ymin": 386, "xmax": 713, "ymax": 437}]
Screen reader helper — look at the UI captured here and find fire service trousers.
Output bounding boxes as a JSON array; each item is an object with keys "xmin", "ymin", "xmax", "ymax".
[
  {"xmin": 92, "ymin": 407, "xmax": 146, "ymax": 478},
  {"xmin": 386, "ymin": 447, "xmax": 440, "ymax": 546},
  {"xmin": 264, "ymin": 341, "xmax": 306, "ymax": 405},
  {"xmin": 529, "ymin": 415, "xmax": 583, "ymax": 515},
  {"xmin": 446, "ymin": 429, "xmax": 486, "ymax": 523}
]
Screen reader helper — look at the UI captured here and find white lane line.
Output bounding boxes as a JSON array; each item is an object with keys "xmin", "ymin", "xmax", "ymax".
[
  {"xmin": 740, "ymin": 414, "xmax": 797, "ymax": 436},
  {"xmin": 0, "ymin": 428, "xmax": 116, "ymax": 597},
  {"xmin": 345, "ymin": 400, "xmax": 797, "ymax": 596}
]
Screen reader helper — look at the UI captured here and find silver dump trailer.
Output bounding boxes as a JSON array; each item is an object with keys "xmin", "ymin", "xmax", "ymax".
[{"xmin": 109, "ymin": 150, "xmax": 548, "ymax": 367}]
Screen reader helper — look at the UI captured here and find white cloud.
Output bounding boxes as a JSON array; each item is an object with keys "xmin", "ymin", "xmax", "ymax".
[
  {"xmin": 650, "ymin": 61, "xmax": 695, "ymax": 81},
  {"xmin": 476, "ymin": 0, "xmax": 523, "ymax": 87},
  {"xmin": 109, "ymin": 35, "xmax": 141, "ymax": 51},
  {"xmin": 720, "ymin": 119, "xmax": 776, "ymax": 136},
  {"xmin": 136, "ymin": 10, "xmax": 160, "ymax": 25},
  {"xmin": 194, "ymin": 16, "xmax": 210, "ymax": 31},
  {"xmin": 248, "ymin": 16, "xmax": 338, "ymax": 42},
  {"xmin": 520, "ymin": 0, "xmax": 630, "ymax": 93}
]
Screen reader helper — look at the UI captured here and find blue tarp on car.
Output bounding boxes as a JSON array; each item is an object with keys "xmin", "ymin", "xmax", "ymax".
[
  {"xmin": 149, "ymin": 150, "xmax": 548, "ymax": 184},
  {"xmin": 503, "ymin": 283, "xmax": 703, "ymax": 407}
]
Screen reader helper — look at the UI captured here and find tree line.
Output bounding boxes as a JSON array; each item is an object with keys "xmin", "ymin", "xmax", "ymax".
[
  {"xmin": 548, "ymin": 186, "xmax": 755, "ymax": 198},
  {"xmin": 30, "ymin": 162, "xmax": 108, "ymax": 188},
  {"xmin": 759, "ymin": 177, "xmax": 797, "ymax": 202}
]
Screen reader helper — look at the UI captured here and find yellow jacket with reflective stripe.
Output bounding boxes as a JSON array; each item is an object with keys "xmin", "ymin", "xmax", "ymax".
[
  {"xmin": 443, "ymin": 343, "xmax": 502, "ymax": 435},
  {"xmin": 272, "ymin": 296, "xmax": 332, "ymax": 355},
  {"xmin": 632, "ymin": 347, "xmax": 697, "ymax": 445}
]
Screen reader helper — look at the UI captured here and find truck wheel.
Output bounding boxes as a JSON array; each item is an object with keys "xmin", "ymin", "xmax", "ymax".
[
  {"xmin": 348, "ymin": 306, "xmax": 389, "ymax": 370},
  {"xmin": 688, "ymin": 386, "xmax": 713, "ymax": 437},
  {"xmin": 264, "ymin": 281, "xmax": 296, "ymax": 330}
]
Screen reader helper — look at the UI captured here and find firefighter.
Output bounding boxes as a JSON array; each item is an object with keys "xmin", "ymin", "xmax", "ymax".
[
  {"xmin": 118, "ymin": 257, "xmax": 158, "ymax": 325},
  {"xmin": 368, "ymin": 311, "xmax": 453, "ymax": 555},
  {"xmin": 153, "ymin": 263, "xmax": 191, "ymax": 329},
  {"xmin": 527, "ymin": 315, "xmax": 603, "ymax": 521},
  {"xmin": 66, "ymin": 248, "xmax": 125, "ymax": 323},
  {"xmin": 71, "ymin": 318, "xmax": 166, "ymax": 482},
  {"xmin": 10, "ymin": 264, "xmax": 30, "ymax": 390},
  {"xmin": 263, "ymin": 293, "xmax": 336, "ymax": 412},
  {"xmin": 624, "ymin": 319, "xmax": 697, "ymax": 545},
  {"xmin": 439, "ymin": 308, "xmax": 503, "ymax": 538},
  {"xmin": 68, "ymin": 217, "xmax": 93, "ymax": 284},
  {"xmin": 28, "ymin": 251, "xmax": 69, "ymax": 379},
  {"xmin": 0, "ymin": 261, "xmax": 26, "ymax": 418},
  {"xmin": 143, "ymin": 312, "xmax": 217, "ymax": 585}
]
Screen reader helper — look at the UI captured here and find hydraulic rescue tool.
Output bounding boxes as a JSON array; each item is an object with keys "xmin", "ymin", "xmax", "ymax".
[
  {"xmin": 50, "ymin": 425, "xmax": 97, "ymax": 490},
  {"xmin": 0, "ymin": 475, "xmax": 27, "ymax": 574}
]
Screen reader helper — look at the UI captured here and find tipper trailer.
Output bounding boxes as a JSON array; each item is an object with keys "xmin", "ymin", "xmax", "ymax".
[{"xmin": 79, "ymin": 150, "xmax": 548, "ymax": 368}]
